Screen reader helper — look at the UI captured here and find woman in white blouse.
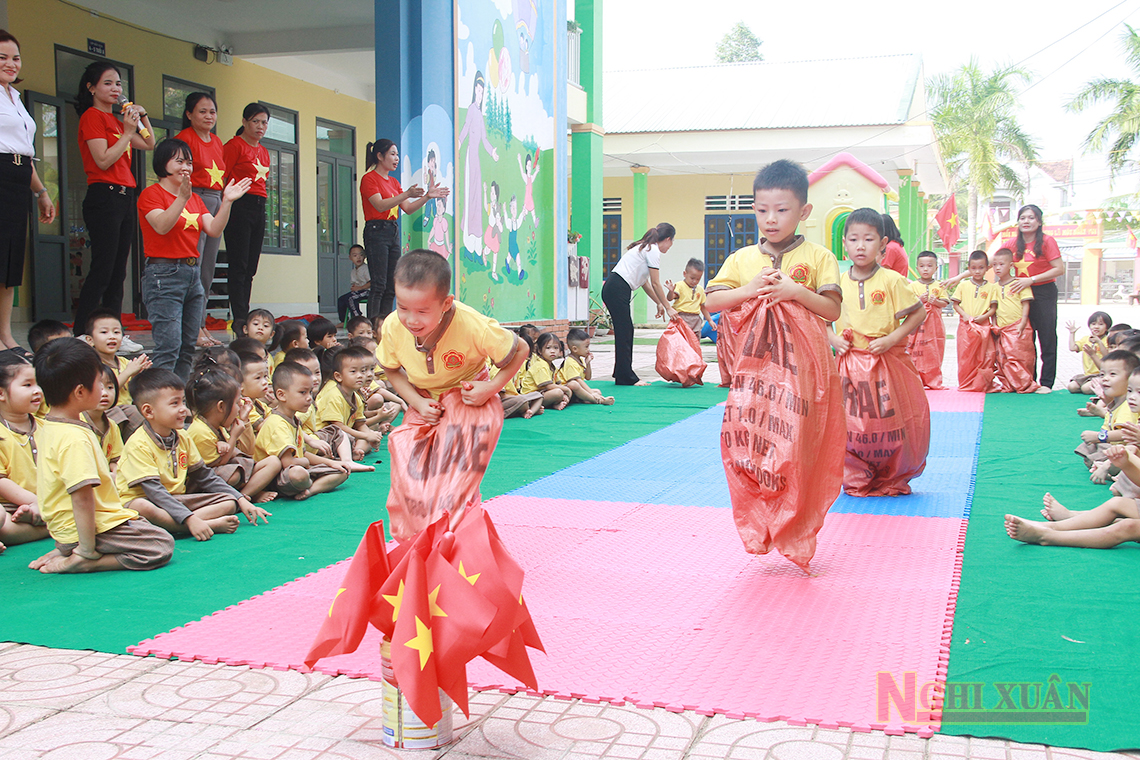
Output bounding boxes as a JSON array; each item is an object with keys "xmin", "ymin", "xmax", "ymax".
[
  {"xmin": 601, "ymin": 222, "xmax": 677, "ymax": 385},
  {"xmin": 0, "ymin": 30, "xmax": 55, "ymax": 357}
]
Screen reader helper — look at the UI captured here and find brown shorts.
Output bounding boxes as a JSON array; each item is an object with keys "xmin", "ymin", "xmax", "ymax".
[
  {"xmin": 501, "ymin": 392, "xmax": 543, "ymax": 418},
  {"xmin": 214, "ymin": 454, "xmax": 256, "ymax": 488},
  {"xmin": 1113, "ymin": 471, "xmax": 1140, "ymax": 498},
  {"xmin": 276, "ymin": 463, "xmax": 343, "ymax": 496},
  {"xmin": 678, "ymin": 312, "xmax": 703, "ymax": 336},
  {"xmin": 1075, "ymin": 440, "xmax": 1111, "ymax": 467},
  {"xmin": 125, "ymin": 491, "xmax": 236, "ymax": 514},
  {"xmin": 315, "ymin": 425, "xmax": 346, "ymax": 450},
  {"xmin": 55, "ymin": 518, "xmax": 174, "ymax": 570}
]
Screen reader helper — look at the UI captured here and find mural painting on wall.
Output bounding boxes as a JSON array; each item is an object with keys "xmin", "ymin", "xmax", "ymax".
[
  {"xmin": 400, "ymin": 110, "xmax": 456, "ymax": 273},
  {"xmin": 455, "ymin": 0, "xmax": 556, "ymax": 321}
]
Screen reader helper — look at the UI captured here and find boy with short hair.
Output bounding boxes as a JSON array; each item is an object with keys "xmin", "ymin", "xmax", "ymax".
[
  {"xmin": 991, "ymin": 248, "xmax": 1038, "ymax": 393},
  {"xmin": 254, "ymin": 361, "xmax": 350, "ymax": 499},
  {"xmin": 241, "ymin": 308, "xmax": 276, "ymax": 346},
  {"xmin": 238, "ymin": 351, "xmax": 273, "ymax": 433},
  {"xmin": 666, "ymin": 259, "xmax": 716, "ymax": 338},
  {"xmin": 285, "ymin": 347, "xmax": 374, "ymax": 472},
  {"xmin": 556, "ymin": 328, "xmax": 614, "ymax": 405},
  {"xmin": 316, "ymin": 345, "xmax": 386, "ymax": 459},
  {"xmin": 1075, "ymin": 349, "xmax": 1140, "ymax": 483},
  {"xmin": 116, "ymin": 368, "xmax": 270, "ymax": 541},
  {"xmin": 951, "ymin": 251, "xmax": 998, "ymax": 392},
  {"xmin": 229, "ymin": 336, "xmax": 269, "ymax": 360},
  {"xmin": 28, "ymin": 340, "xmax": 174, "ymax": 573},
  {"xmin": 83, "ymin": 308, "xmax": 151, "ymax": 408},
  {"xmin": 307, "ymin": 317, "xmax": 341, "ymax": 351},
  {"xmin": 346, "ymin": 316, "xmax": 373, "ymax": 341},
  {"xmin": 28, "ymin": 320, "xmax": 72, "ymax": 354},
  {"xmin": 906, "ymin": 251, "xmax": 949, "ymax": 390}
]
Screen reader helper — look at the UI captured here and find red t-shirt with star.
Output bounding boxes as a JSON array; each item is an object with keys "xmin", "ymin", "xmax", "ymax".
[
  {"xmin": 138, "ymin": 184, "xmax": 209, "ymax": 259},
  {"xmin": 176, "ymin": 128, "xmax": 226, "ymax": 191},
  {"xmin": 223, "ymin": 135, "xmax": 269, "ymax": 197},
  {"xmin": 77, "ymin": 108, "xmax": 136, "ymax": 187},
  {"xmin": 1012, "ymin": 234, "xmax": 1063, "ymax": 284},
  {"xmin": 360, "ymin": 170, "xmax": 402, "ymax": 221}
]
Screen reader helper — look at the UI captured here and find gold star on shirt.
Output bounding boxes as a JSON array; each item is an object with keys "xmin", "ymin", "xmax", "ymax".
[
  {"xmin": 205, "ymin": 161, "xmax": 225, "ymax": 188},
  {"xmin": 253, "ymin": 159, "xmax": 270, "ymax": 182},
  {"xmin": 112, "ymin": 133, "xmax": 131, "ymax": 160},
  {"xmin": 180, "ymin": 208, "xmax": 201, "ymax": 231}
]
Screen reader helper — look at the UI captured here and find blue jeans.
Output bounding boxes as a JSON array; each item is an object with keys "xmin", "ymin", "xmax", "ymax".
[{"xmin": 142, "ymin": 260, "xmax": 205, "ymax": 381}]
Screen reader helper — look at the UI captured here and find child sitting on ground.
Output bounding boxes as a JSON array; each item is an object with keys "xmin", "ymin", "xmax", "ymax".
[
  {"xmin": 116, "ymin": 369, "xmax": 271, "ymax": 540},
  {"xmin": 1067, "ymin": 312, "xmax": 1110, "ymax": 395},
  {"xmin": 81, "ymin": 365, "xmax": 124, "ymax": 477},
  {"xmin": 556, "ymin": 328, "xmax": 614, "ymax": 405},
  {"xmin": 29, "ymin": 340, "xmax": 174, "ymax": 573},
  {"xmin": 951, "ymin": 251, "xmax": 998, "ymax": 392},
  {"xmin": 83, "ymin": 309, "xmax": 149, "ymax": 435},
  {"xmin": 0, "ymin": 354, "xmax": 49, "ymax": 549},
  {"xmin": 346, "ymin": 315, "xmax": 373, "ymax": 341},
  {"xmin": 666, "ymin": 258, "xmax": 716, "ymax": 338},
  {"xmin": 288, "ymin": 347, "xmax": 375, "ymax": 472},
  {"xmin": 269, "ymin": 320, "xmax": 308, "ymax": 369},
  {"xmin": 315, "ymin": 345, "xmax": 386, "ymax": 460},
  {"xmin": 990, "ymin": 248, "xmax": 1038, "ymax": 393},
  {"xmin": 355, "ymin": 350, "xmax": 403, "ymax": 431},
  {"xmin": 186, "ymin": 365, "xmax": 282, "ymax": 503},
  {"xmin": 241, "ymin": 308, "xmax": 276, "ymax": 346},
  {"xmin": 28, "ymin": 320, "xmax": 72, "ymax": 354},
  {"xmin": 519, "ymin": 332, "xmax": 571, "ymax": 409},
  {"xmin": 338, "ymin": 245, "xmax": 370, "ymax": 322},
  {"xmin": 1075, "ymin": 349, "xmax": 1139, "ymax": 484},
  {"xmin": 907, "ymin": 251, "xmax": 949, "ymax": 390},
  {"xmin": 307, "ymin": 317, "xmax": 341, "ymax": 352},
  {"xmin": 229, "ymin": 336, "xmax": 269, "ymax": 361},
  {"xmin": 238, "ymin": 351, "xmax": 274, "ymax": 434},
  {"xmin": 254, "ymin": 361, "xmax": 350, "ymax": 499}
]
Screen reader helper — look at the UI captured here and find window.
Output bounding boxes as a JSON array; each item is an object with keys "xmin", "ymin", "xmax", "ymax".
[
  {"xmin": 602, "ymin": 214, "xmax": 622, "ymax": 279},
  {"xmin": 602, "ymin": 197, "xmax": 622, "ymax": 213},
  {"xmin": 317, "ymin": 120, "xmax": 355, "ymax": 156},
  {"xmin": 260, "ymin": 103, "xmax": 299, "ymax": 254},
  {"xmin": 704, "ymin": 195, "xmax": 753, "ymax": 211}
]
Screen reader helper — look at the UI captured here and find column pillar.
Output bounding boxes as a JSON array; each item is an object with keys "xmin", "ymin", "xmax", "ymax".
[
  {"xmin": 896, "ymin": 170, "xmax": 915, "ymax": 269},
  {"xmin": 1083, "ymin": 244, "xmax": 1104, "ymax": 305},
  {"xmin": 631, "ymin": 166, "xmax": 650, "ymax": 323},
  {"xmin": 572, "ymin": 122, "xmax": 604, "ymax": 309}
]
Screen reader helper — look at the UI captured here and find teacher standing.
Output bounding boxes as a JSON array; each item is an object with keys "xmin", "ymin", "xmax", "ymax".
[
  {"xmin": 1009, "ymin": 204, "xmax": 1064, "ymax": 393},
  {"xmin": 222, "ymin": 103, "xmax": 270, "ymax": 334},
  {"xmin": 601, "ymin": 222, "xmax": 677, "ymax": 386},
  {"xmin": 0, "ymin": 30, "xmax": 55, "ymax": 356}
]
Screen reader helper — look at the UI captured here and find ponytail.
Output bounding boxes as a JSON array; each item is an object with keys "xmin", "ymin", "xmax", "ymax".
[
  {"xmin": 75, "ymin": 61, "xmax": 121, "ymax": 116},
  {"xmin": 236, "ymin": 102, "xmax": 270, "ymax": 137},
  {"xmin": 365, "ymin": 139, "xmax": 396, "ymax": 171},
  {"xmin": 185, "ymin": 364, "xmax": 241, "ymax": 418},
  {"xmin": 627, "ymin": 222, "xmax": 676, "ymax": 252}
]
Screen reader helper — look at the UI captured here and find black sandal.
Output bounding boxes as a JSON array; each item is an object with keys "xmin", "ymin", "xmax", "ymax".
[{"xmin": 6, "ymin": 346, "xmax": 32, "ymax": 361}]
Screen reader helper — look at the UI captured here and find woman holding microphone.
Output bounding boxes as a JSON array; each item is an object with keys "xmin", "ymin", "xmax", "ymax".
[
  {"xmin": 0, "ymin": 30, "xmax": 55, "ymax": 357},
  {"xmin": 223, "ymin": 103, "xmax": 270, "ymax": 334}
]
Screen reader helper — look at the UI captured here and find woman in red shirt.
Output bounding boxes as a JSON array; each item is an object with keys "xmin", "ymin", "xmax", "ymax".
[
  {"xmin": 1009, "ymin": 204, "xmax": 1065, "ymax": 393},
  {"xmin": 139, "ymin": 138, "xmax": 250, "ymax": 379},
  {"xmin": 222, "ymin": 103, "xmax": 270, "ymax": 333},
  {"xmin": 360, "ymin": 138, "xmax": 448, "ymax": 318},
  {"xmin": 176, "ymin": 92, "xmax": 225, "ymax": 348},
  {"xmin": 73, "ymin": 61, "xmax": 155, "ymax": 337},
  {"xmin": 879, "ymin": 214, "xmax": 910, "ymax": 276}
]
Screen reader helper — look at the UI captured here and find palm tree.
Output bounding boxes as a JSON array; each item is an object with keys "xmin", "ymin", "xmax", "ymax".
[
  {"xmin": 1067, "ymin": 24, "xmax": 1140, "ymax": 179},
  {"xmin": 929, "ymin": 59, "xmax": 1039, "ymax": 252}
]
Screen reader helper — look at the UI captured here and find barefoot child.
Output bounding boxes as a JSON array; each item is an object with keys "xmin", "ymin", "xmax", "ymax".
[
  {"xmin": 519, "ymin": 332, "xmax": 571, "ymax": 409},
  {"xmin": 1075, "ymin": 349, "xmax": 1139, "ymax": 484},
  {"xmin": 951, "ymin": 251, "xmax": 998, "ymax": 392},
  {"xmin": 254, "ymin": 361, "xmax": 350, "ymax": 499},
  {"xmin": 116, "ymin": 369, "xmax": 271, "ymax": 540},
  {"xmin": 556, "ymin": 328, "xmax": 614, "ymax": 405},
  {"xmin": 186, "ymin": 366, "xmax": 282, "ymax": 503},
  {"xmin": 316, "ymin": 345, "xmax": 386, "ymax": 461},
  {"xmin": 906, "ymin": 251, "xmax": 948, "ymax": 390},
  {"xmin": 666, "ymin": 259, "xmax": 716, "ymax": 338},
  {"xmin": 81, "ymin": 365, "xmax": 124, "ymax": 476},
  {"xmin": 1067, "ymin": 312, "xmax": 1110, "ymax": 395},
  {"xmin": 991, "ymin": 248, "xmax": 1039, "ymax": 393},
  {"xmin": 29, "ymin": 340, "xmax": 174, "ymax": 573},
  {"xmin": 0, "ymin": 355, "xmax": 49, "ymax": 549}
]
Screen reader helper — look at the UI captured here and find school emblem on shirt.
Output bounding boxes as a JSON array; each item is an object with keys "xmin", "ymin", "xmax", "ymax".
[
  {"xmin": 442, "ymin": 349, "xmax": 465, "ymax": 370},
  {"xmin": 789, "ymin": 263, "xmax": 810, "ymax": 284},
  {"xmin": 871, "ymin": 290, "xmax": 886, "ymax": 306},
  {"xmin": 178, "ymin": 450, "xmax": 188, "ymax": 469}
]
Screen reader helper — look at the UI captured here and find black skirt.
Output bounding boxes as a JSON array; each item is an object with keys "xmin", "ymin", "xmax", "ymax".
[{"xmin": 0, "ymin": 158, "xmax": 32, "ymax": 287}]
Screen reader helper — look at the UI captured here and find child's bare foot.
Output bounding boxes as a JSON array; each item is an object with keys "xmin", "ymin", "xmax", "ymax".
[
  {"xmin": 38, "ymin": 553, "xmax": 97, "ymax": 573},
  {"xmin": 12, "ymin": 505, "xmax": 43, "ymax": 525},
  {"xmin": 293, "ymin": 488, "xmax": 312, "ymax": 501},
  {"xmin": 0, "ymin": 541, "xmax": 5, "ymax": 554},
  {"xmin": 634, "ymin": 380, "xmax": 650, "ymax": 386},
  {"xmin": 1005, "ymin": 514, "xmax": 1052, "ymax": 544},
  {"xmin": 345, "ymin": 461, "xmax": 375, "ymax": 472},
  {"xmin": 28, "ymin": 547, "xmax": 61, "ymax": 570},
  {"xmin": 1041, "ymin": 492, "xmax": 1074, "ymax": 521},
  {"xmin": 1077, "ymin": 408, "xmax": 1097, "ymax": 417},
  {"xmin": 379, "ymin": 422, "xmax": 392, "ymax": 434},
  {"xmin": 254, "ymin": 491, "xmax": 278, "ymax": 503},
  {"xmin": 600, "ymin": 396, "xmax": 615, "ymax": 406},
  {"xmin": 206, "ymin": 515, "xmax": 241, "ymax": 534},
  {"xmin": 525, "ymin": 398, "xmax": 543, "ymax": 418},
  {"xmin": 555, "ymin": 396, "xmax": 569, "ymax": 410}
]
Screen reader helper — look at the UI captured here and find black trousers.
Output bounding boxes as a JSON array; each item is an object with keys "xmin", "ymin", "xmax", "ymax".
[
  {"xmin": 364, "ymin": 219, "xmax": 399, "ymax": 320},
  {"xmin": 1029, "ymin": 281, "xmax": 1059, "ymax": 388},
  {"xmin": 75, "ymin": 184, "xmax": 135, "ymax": 334},
  {"xmin": 602, "ymin": 273, "xmax": 639, "ymax": 385},
  {"xmin": 223, "ymin": 194, "xmax": 266, "ymax": 324}
]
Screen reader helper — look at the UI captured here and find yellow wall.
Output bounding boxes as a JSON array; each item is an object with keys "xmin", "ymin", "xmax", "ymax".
[{"xmin": 11, "ymin": 0, "xmax": 375, "ymax": 318}]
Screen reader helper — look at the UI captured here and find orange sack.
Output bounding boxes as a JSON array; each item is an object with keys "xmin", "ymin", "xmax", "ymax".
[
  {"xmin": 655, "ymin": 317, "xmax": 707, "ymax": 387},
  {"xmin": 993, "ymin": 322, "xmax": 1040, "ymax": 393},
  {"xmin": 386, "ymin": 386, "xmax": 504, "ymax": 541},
  {"xmin": 907, "ymin": 301, "xmax": 946, "ymax": 390},
  {"xmin": 715, "ymin": 310, "xmax": 740, "ymax": 388},
  {"xmin": 719, "ymin": 298, "xmax": 845, "ymax": 572},
  {"xmin": 838, "ymin": 342, "xmax": 930, "ymax": 497},
  {"xmin": 956, "ymin": 318, "xmax": 998, "ymax": 392}
]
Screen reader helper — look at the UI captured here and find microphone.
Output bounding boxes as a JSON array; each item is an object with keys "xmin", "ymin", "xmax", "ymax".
[{"xmin": 117, "ymin": 97, "xmax": 151, "ymax": 140}]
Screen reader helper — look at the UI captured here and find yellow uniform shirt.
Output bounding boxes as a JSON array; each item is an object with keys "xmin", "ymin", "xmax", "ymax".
[
  {"xmin": 1075, "ymin": 336, "xmax": 1104, "ymax": 376},
  {"xmin": 81, "ymin": 412, "xmax": 123, "ymax": 465},
  {"xmin": 187, "ymin": 416, "xmax": 228, "ymax": 466},
  {"xmin": 0, "ymin": 418, "xmax": 37, "ymax": 500},
  {"xmin": 993, "ymin": 280, "xmax": 1034, "ymax": 328},
  {"xmin": 116, "ymin": 425, "xmax": 203, "ymax": 502},
  {"xmin": 271, "ymin": 351, "xmax": 286, "ymax": 370},
  {"xmin": 1104, "ymin": 398, "xmax": 1138, "ymax": 432},
  {"xmin": 37, "ymin": 416, "xmax": 137, "ymax": 544},
  {"xmin": 707, "ymin": 238, "xmax": 842, "ymax": 296},
  {"xmin": 672, "ymin": 281, "xmax": 706, "ymax": 314},
  {"xmin": 377, "ymin": 301, "xmax": 519, "ymax": 399},
  {"xmin": 519, "ymin": 357, "xmax": 556, "ymax": 394},
  {"xmin": 952, "ymin": 279, "xmax": 997, "ymax": 318},
  {"xmin": 298, "ymin": 404, "xmax": 320, "ymax": 436},
  {"xmin": 487, "ymin": 360, "xmax": 520, "ymax": 396},
  {"xmin": 316, "ymin": 382, "xmax": 365, "ymax": 428},
  {"xmin": 909, "ymin": 280, "xmax": 947, "ymax": 305},
  {"xmin": 556, "ymin": 355, "xmax": 586, "ymax": 384},
  {"xmin": 112, "ymin": 355, "xmax": 134, "ymax": 405},
  {"xmin": 247, "ymin": 398, "xmax": 271, "ymax": 431},
  {"xmin": 255, "ymin": 410, "xmax": 304, "ymax": 461},
  {"xmin": 837, "ymin": 266, "xmax": 922, "ymax": 346}
]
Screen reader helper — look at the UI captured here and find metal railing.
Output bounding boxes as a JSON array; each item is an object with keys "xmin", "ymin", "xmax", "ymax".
[{"xmin": 567, "ymin": 27, "xmax": 581, "ymax": 87}]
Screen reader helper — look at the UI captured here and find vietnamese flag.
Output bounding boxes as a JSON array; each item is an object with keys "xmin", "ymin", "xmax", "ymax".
[
  {"xmin": 390, "ymin": 551, "xmax": 444, "ymax": 728},
  {"xmin": 304, "ymin": 521, "xmax": 391, "ymax": 668},
  {"xmin": 1129, "ymin": 226, "xmax": 1137, "ymax": 251},
  {"xmin": 935, "ymin": 196, "xmax": 960, "ymax": 253}
]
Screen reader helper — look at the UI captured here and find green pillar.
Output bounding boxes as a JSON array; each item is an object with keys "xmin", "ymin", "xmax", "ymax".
[
  {"xmin": 571, "ymin": 0, "xmax": 604, "ymax": 307},
  {"xmin": 896, "ymin": 170, "xmax": 917, "ymax": 271},
  {"xmin": 632, "ymin": 166, "xmax": 649, "ymax": 323}
]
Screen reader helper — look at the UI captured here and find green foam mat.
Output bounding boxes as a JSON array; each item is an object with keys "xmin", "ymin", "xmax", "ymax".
[
  {"xmin": 942, "ymin": 392, "xmax": 1140, "ymax": 751},
  {"xmin": 2, "ymin": 381, "xmax": 727, "ymax": 654}
]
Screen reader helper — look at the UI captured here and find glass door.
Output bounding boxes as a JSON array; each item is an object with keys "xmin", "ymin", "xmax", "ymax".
[
  {"xmin": 27, "ymin": 92, "xmax": 70, "ymax": 320},
  {"xmin": 316, "ymin": 157, "xmax": 336, "ymax": 312},
  {"xmin": 315, "ymin": 120, "xmax": 356, "ymax": 317}
]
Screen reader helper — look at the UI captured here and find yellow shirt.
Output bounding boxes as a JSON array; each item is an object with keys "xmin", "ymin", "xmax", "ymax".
[
  {"xmin": 909, "ymin": 280, "xmax": 947, "ymax": 305},
  {"xmin": 255, "ymin": 410, "xmax": 304, "ymax": 461},
  {"xmin": 1104, "ymin": 398, "xmax": 1138, "ymax": 432},
  {"xmin": 316, "ymin": 382, "xmax": 365, "ymax": 428},
  {"xmin": 187, "ymin": 416, "xmax": 228, "ymax": 466},
  {"xmin": 108, "ymin": 355, "xmax": 133, "ymax": 405},
  {"xmin": 556, "ymin": 355, "xmax": 586, "ymax": 384},
  {"xmin": 837, "ymin": 266, "xmax": 922, "ymax": 346},
  {"xmin": 37, "ymin": 416, "xmax": 137, "ymax": 544},
  {"xmin": 377, "ymin": 301, "xmax": 519, "ymax": 399},
  {"xmin": 993, "ymin": 280, "xmax": 1034, "ymax": 328},
  {"xmin": 81, "ymin": 412, "xmax": 123, "ymax": 465},
  {"xmin": 0, "ymin": 418, "xmax": 37, "ymax": 501},
  {"xmin": 271, "ymin": 351, "xmax": 286, "ymax": 370},
  {"xmin": 1075, "ymin": 336, "xmax": 1104, "ymax": 376},
  {"xmin": 247, "ymin": 398, "xmax": 271, "ymax": 431},
  {"xmin": 487, "ymin": 360, "xmax": 520, "ymax": 396},
  {"xmin": 116, "ymin": 425, "xmax": 203, "ymax": 502},
  {"xmin": 672, "ymin": 281, "xmax": 706, "ymax": 314},
  {"xmin": 519, "ymin": 357, "xmax": 556, "ymax": 394},
  {"xmin": 952, "ymin": 279, "xmax": 997, "ymax": 318},
  {"xmin": 707, "ymin": 238, "xmax": 842, "ymax": 296}
]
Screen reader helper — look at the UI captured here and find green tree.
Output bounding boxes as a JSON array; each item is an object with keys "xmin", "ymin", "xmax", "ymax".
[
  {"xmin": 1068, "ymin": 24, "xmax": 1140, "ymax": 179},
  {"xmin": 929, "ymin": 58, "xmax": 1038, "ymax": 252},
  {"xmin": 715, "ymin": 22, "xmax": 763, "ymax": 64}
]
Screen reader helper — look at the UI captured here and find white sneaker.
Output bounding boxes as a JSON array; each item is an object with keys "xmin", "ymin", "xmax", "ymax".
[{"xmin": 119, "ymin": 335, "xmax": 145, "ymax": 354}]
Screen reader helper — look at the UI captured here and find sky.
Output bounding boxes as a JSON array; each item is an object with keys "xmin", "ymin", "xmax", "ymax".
[{"xmin": 598, "ymin": 0, "xmax": 1140, "ymax": 206}]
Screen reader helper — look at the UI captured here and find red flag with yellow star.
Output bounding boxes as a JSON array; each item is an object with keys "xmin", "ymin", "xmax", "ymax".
[
  {"xmin": 935, "ymin": 196, "xmax": 960, "ymax": 253},
  {"xmin": 390, "ymin": 551, "xmax": 444, "ymax": 728}
]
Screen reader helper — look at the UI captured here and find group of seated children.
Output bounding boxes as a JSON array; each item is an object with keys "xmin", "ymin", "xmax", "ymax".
[{"xmin": 492, "ymin": 324, "xmax": 615, "ymax": 418}]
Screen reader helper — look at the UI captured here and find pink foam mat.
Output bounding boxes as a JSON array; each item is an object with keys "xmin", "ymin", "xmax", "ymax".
[
  {"xmin": 130, "ymin": 496, "xmax": 966, "ymax": 736},
  {"xmin": 925, "ymin": 389, "xmax": 985, "ymax": 413}
]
